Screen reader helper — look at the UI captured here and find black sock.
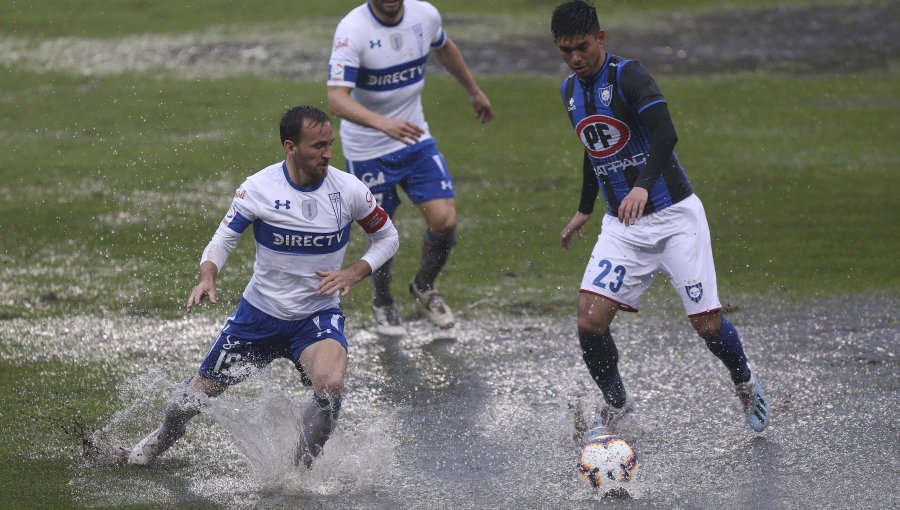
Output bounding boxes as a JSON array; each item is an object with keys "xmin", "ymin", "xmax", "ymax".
[
  {"xmin": 415, "ymin": 231, "xmax": 455, "ymax": 291},
  {"xmin": 371, "ymin": 257, "xmax": 395, "ymax": 306},
  {"xmin": 297, "ymin": 393, "xmax": 342, "ymax": 465},
  {"xmin": 579, "ymin": 329, "xmax": 627, "ymax": 408}
]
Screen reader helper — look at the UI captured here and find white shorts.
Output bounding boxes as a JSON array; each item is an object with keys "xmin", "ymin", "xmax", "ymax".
[{"xmin": 580, "ymin": 194, "xmax": 722, "ymax": 316}]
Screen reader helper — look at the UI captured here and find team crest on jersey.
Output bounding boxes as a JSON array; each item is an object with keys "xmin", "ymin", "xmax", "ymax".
[
  {"xmin": 575, "ymin": 114, "xmax": 631, "ymax": 158},
  {"xmin": 328, "ymin": 192, "xmax": 343, "ymax": 228},
  {"xmin": 302, "ymin": 200, "xmax": 318, "ymax": 220},
  {"xmin": 413, "ymin": 24, "xmax": 425, "ymax": 54},
  {"xmin": 599, "ymin": 84, "xmax": 613, "ymax": 107},
  {"xmin": 685, "ymin": 282, "xmax": 703, "ymax": 303},
  {"xmin": 390, "ymin": 33, "xmax": 404, "ymax": 51}
]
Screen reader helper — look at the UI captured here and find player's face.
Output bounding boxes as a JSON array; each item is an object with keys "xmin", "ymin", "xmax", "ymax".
[
  {"xmin": 369, "ymin": 0, "xmax": 403, "ymax": 21},
  {"xmin": 288, "ymin": 121, "xmax": 334, "ymax": 184},
  {"xmin": 555, "ymin": 31, "xmax": 606, "ymax": 80}
]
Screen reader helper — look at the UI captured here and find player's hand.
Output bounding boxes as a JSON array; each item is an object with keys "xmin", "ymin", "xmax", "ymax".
[
  {"xmin": 379, "ymin": 117, "xmax": 424, "ymax": 145},
  {"xmin": 186, "ymin": 280, "xmax": 217, "ymax": 312},
  {"xmin": 561, "ymin": 211, "xmax": 591, "ymax": 250},
  {"xmin": 471, "ymin": 91, "xmax": 493, "ymax": 123},
  {"xmin": 315, "ymin": 266, "xmax": 366, "ymax": 297},
  {"xmin": 618, "ymin": 187, "xmax": 648, "ymax": 226}
]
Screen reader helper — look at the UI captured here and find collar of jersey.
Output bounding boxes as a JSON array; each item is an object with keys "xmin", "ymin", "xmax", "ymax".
[
  {"xmin": 282, "ymin": 161, "xmax": 326, "ymax": 192},
  {"xmin": 579, "ymin": 53, "xmax": 611, "ymax": 86},
  {"xmin": 367, "ymin": 2, "xmax": 404, "ymax": 27}
]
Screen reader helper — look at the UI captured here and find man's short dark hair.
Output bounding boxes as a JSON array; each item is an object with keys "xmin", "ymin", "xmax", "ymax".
[
  {"xmin": 280, "ymin": 105, "xmax": 331, "ymax": 144},
  {"xmin": 551, "ymin": 0, "xmax": 601, "ymax": 40}
]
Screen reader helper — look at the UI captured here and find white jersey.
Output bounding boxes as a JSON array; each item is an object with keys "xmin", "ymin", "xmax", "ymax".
[
  {"xmin": 203, "ymin": 162, "xmax": 396, "ymax": 320},
  {"xmin": 327, "ymin": 1, "xmax": 446, "ymax": 160}
]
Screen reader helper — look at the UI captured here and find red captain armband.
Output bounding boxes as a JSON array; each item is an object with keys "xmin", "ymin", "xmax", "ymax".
[{"xmin": 357, "ymin": 206, "xmax": 389, "ymax": 233}]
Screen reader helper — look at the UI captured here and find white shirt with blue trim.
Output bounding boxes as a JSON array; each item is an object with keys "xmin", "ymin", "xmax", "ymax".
[
  {"xmin": 327, "ymin": 1, "xmax": 446, "ymax": 160},
  {"xmin": 202, "ymin": 162, "xmax": 397, "ymax": 320}
]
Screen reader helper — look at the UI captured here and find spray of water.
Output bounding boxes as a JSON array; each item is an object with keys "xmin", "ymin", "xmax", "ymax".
[{"xmin": 76, "ymin": 366, "xmax": 397, "ymax": 506}]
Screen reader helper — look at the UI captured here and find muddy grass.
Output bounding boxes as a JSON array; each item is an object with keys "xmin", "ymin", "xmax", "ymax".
[{"xmin": 1, "ymin": 4, "xmax": 897, "ymax": 79}]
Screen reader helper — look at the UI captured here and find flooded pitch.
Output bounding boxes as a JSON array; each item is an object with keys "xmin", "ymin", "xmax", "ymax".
[{"xmin": 4, "ymin": 292, "xmax": 898, "ymax": 509}]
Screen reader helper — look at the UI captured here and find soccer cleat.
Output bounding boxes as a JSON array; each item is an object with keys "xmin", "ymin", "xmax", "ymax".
[
  {"xmin": 408, "ymin": 279, "xmax": 454, "ymax": 329},
  {"xmin": 583, "ymin": 395, "xmax": 635, "ymax": 443},
  {"xmin": 128, "ymin": 428, "xmax": 164, "ymax": 466},
  {"xmin": 372, "ymin": 303, "xmax": 407, "ymax": 336},
  {"xmin": 127, "ymin": 425, "xmax": 184, "ymax": 466},
  {"xmin": 735, "ymin": 369, "xmax": 770, "ymax": 432}
]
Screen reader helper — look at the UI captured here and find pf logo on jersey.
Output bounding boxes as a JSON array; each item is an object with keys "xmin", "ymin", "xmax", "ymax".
[{"xmin": 575, "ymin": 115, "xmax": 630, "ymax": 159}]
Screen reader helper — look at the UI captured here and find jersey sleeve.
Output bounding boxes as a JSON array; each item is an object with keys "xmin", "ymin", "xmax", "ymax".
[
  {"xmin": 619, "ymin": 60, "xmax": 666, "ymax": 114},
  {"xmin": 346, "ymin": 176, "xmax": 398, "ymax": 272},
  {"xmin": 347, "ymin": 177, "xmax": 385, "ymax": 229},
  {"xmin": 327, "ymin": 18, "xmax": 362, "ymax": 88},
  {"xmin": 421, "ymin": 1, "xmax": 447, "ymax": 49},
  {"xmin": 200, "ymin": 180, "xmax": 256, "ymax": 271}
]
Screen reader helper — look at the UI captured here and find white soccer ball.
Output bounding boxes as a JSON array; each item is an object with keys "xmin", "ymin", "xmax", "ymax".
[{"xmin": 576, "ymin": 434, "xmax": 638, "ymax": 489}]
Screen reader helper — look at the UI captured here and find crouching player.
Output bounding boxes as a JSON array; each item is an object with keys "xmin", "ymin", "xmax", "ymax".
[{"xmin": 128, "ymin": 105, "xmax": 398, "ymax": 468}]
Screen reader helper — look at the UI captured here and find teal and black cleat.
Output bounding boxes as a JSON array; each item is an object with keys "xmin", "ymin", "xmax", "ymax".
[{"xmin": 735, "ymin": 369, "xmax": 770, "ymax": 432}]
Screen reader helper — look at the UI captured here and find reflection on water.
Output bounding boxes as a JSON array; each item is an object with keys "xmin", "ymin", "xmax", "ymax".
[{"xmin": 3, "ymin": 294, "xmax": 898, "ymax": 508}]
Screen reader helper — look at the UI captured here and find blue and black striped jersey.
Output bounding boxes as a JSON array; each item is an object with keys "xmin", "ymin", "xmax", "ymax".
[{"xmin": 561, "ymin": 54, "xmax": 693, "ymax": 216}]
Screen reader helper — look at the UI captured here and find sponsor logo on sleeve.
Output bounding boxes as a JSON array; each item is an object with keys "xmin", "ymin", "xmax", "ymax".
[
  {"xmin": 222, "ymin": 204, "xmax": 238, "ymax": 225},
  {"xmin": 330, "ymin": 62, "xmax": 345, "ymax": 81}
]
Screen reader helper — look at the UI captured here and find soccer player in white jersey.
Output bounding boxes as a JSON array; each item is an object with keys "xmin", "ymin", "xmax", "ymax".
[
  {"xmin": 327, "ymin": 0, "xmax": 493, "ymax": 335},
  {"xmin": 127, "ymin": 106, "xmax": 399, "ymax": 468}
]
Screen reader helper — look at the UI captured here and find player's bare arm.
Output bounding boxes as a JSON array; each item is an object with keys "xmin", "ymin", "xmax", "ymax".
[
  {"xmin": 316, "ymin": 260, "xmax": 373, "ymax": 297},
  {"xmin": 432, "ymin": 37, "xmax": 494, "ymax": 123},
  {"xmin": 186, "ymin": 260, "xmax": 219, "ymax": 312},
  {"xmin": 617, "ymin": 186, "xmax": 648, "ymax": 226},
  {"xmin": 327, "ymin": 86, "xmax": 424, "ymax": 144},
  {"xmin": 561, "ymin": 211, "xmax": 591, "ymax": 250}
]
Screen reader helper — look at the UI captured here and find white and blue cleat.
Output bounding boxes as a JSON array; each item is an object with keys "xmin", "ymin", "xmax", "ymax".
[{"xmin": 735, "ymin": 369, "xmax": 770, "ymax": 432}]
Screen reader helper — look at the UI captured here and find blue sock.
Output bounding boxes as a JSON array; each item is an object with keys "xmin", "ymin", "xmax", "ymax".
[
  {"xmin": 702, "ymin": 316, "xmax": 751, "ymax": 384},
  {"xmin": 579, "ymin": 329, "xmax": 627, "ymax": 408}
]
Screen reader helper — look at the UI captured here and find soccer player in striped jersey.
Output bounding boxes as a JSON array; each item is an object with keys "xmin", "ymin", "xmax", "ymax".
[
  {"xmin": 327, "ymin": 0, "xmax": 493, "ymax": 335},
  {"xmin": 551, "ymin": 1, "xmax": 770, "ymax": 440},
  {"xmin": 127, "ymin": 106, "xmax": 399, "ymax": 468}
]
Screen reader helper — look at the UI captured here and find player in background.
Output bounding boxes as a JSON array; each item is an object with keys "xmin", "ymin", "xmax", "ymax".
[
  {"xmin": 327, "ymin": 0, "xmax": 493, "ymax": 335},
  {"xmin": 127, "ymin": 105, "xmax": 399, "ymax": 468},
  {"xmin": 550, "ymin": 1, "xmax": 770, "ymax": 441}
]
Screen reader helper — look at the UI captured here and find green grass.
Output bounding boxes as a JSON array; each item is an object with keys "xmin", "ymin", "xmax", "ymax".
[
  {"xmin": 1, "ymin": 1, "xmax": 898, "ymax": 507},
  {"xmin": 1, "ymin": 67, "xmax": 898, "ymax": 320},
  {"xmin": 0, "ymin": 0, "xmax": 868, "ymax": 37},
  {"xmin": 0, "ymin": 359, "xmax": 120, "ymax": 508}
]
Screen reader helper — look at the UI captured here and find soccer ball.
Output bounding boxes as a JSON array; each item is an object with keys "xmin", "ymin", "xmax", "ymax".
[{"xmin": 576, "ymin": 434, "xmax": 638, "ymax": 488}]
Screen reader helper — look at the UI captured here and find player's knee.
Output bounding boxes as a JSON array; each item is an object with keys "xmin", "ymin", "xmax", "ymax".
[
  {"xmin": 312, "ymin": 374, "xmax": 344, "ymax": 400},
  {"xmin": 690, "ymin": 312, "xmax": 722, "ymax": 338},
  {"xmin": 577, "ymin": 315, "xmax": 610, "ymax": 336},
  {"xmin": 428, "ymin": 218, "xmax": 456, "ymax": 237}
]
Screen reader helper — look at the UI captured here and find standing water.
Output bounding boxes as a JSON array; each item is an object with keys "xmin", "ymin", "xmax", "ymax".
[{"xmin": 5, "ymin": 293, "xmax": 898, "ymax": 508}]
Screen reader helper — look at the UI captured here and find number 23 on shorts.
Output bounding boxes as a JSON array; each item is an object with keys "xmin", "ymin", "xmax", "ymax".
[{"xmin": 592, "ymin": 259, "xmax": 626, "ymax": 293}]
